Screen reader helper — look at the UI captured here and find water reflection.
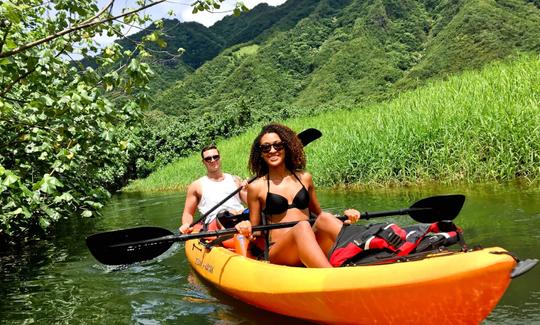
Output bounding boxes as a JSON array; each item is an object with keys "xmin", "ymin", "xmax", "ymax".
[{"xmin": 0, "ymin": 186, "xmax": 539, "ymax": 324}]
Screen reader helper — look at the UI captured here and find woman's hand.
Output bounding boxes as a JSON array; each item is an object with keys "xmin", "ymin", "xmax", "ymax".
[
  {"xmin": 343, "ymin": 208, "xmax": 361, "ymax": 224},
  {"xmin": 179, "ymin": 223, "xmax": 193, "ymax": 234},
  {"xmin": 235, "ymin": 220, "xmax": 253, "ymax": 239}
]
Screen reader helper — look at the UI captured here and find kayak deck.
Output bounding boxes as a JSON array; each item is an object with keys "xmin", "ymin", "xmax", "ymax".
[{"xmin": 185, "ymin": 239, "xmax": 516, "ymax": 324}]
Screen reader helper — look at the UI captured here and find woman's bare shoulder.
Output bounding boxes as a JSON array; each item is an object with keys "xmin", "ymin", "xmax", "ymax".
[
  {"xmin": 248, "ymin": 176, "xmax": 266, "ymax": 191},
  {"xmin": 296, "ymin": 170, "xmax": 313, "ymax": 182}
]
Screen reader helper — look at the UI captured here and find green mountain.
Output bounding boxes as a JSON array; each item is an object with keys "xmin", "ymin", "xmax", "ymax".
[
  {"xmin": 110, "ymin": 0, "xmax": 327, "ymax": 95},
  {"xmin": 149, "ymin": 0, "xmax": 540, "ymax": 119},
  {"xmin": 108, "ymin": 0, "xmax": 540, "ymax": 183}
]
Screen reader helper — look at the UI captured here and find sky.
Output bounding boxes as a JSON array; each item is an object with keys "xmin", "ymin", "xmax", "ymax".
[
  {"xmin": 90, "ymin": 0, "xmax": 286, "ymax": 50},
  {"xmin": 143, "ymin": 0, "xmax": 288, "ymax": 27}
]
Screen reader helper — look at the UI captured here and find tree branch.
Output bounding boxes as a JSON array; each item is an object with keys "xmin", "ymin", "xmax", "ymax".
[
  {"xmin": 0, "ymin": 66, "xmax": 37, "ymax": 97},
  {"xmin": 1, "ymin": 43, "xmax": 69, "ymax": 97},
  {"xmin": 0, "ymin": 0, "xmax": 168, "ymax": 58}
]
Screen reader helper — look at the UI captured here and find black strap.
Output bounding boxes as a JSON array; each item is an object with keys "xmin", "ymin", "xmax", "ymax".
[{"xmin": 261, "ymin": 174, "xmax": 271, "ymax": 260}]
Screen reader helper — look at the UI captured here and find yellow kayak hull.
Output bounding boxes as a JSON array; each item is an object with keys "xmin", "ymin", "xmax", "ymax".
[{"xmin": 185, "ymin": 240, "xmax": 515, "ymax": 324}]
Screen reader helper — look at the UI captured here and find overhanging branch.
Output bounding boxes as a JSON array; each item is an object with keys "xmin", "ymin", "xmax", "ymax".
[{"xmin": 0, "ymin": 0, "xmax": 168, "ymax": 58}]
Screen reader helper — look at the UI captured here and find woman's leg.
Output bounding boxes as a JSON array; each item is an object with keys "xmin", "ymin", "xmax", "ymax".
[
  {"xmin": 313, "ymin": 212, "xmax": 344, "ymax": 256},
  {"xmin": 269, "ymin": 220, "xmax": 332, "ymax": 268}
]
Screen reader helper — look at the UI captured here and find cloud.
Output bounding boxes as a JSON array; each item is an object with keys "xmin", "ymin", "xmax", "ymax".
[
  {"xmin": 76, "ymin": 0, "xmax": 287, "ymax": 57},
  {"xmin": 99, "ymin": 0, "xmax": 287, "ymax": 28}
]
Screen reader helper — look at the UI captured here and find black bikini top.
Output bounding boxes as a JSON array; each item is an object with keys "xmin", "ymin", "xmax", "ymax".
[{"xmin": 263, "ymin": 172, "xmax": 310, "ymax": 215}]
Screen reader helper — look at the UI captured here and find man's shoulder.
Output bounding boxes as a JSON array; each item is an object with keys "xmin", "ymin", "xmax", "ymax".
[{"xmin": 188, "ymin": 177, "xmax": 204, "ymax": 191}]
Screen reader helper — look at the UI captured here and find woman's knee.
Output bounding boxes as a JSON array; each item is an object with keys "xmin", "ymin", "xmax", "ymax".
[
  {"xmin": 292, "ymin": 220, "xmax": 315, "ymax": 239},
  {"xmin": 294, "ymin": 220, "xmax": 313, "ymax": 233},
  {"xmin": 315, "ymin": 213, "xmax": 341, "ymax": 230}
]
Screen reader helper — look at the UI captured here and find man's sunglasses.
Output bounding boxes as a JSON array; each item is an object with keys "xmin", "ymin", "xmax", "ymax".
[
  {"xmin": 260, "ymin": 142, "xmax": 285, "ymax": 153},
  {"xmin": 203, "ymin": 155, "xmax": 220, "ymax": 162}
]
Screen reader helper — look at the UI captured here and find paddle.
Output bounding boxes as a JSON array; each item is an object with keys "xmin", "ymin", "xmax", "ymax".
[
  {"xmin": 188, "ymin": 127, "xmax": 322, "ymax": 227},
  {"xmin": 86, "ymin": 194, "xmax": 465, "ymax": 265}
]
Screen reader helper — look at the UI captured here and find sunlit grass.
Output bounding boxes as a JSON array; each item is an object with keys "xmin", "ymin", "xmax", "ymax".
[{"xmin": 125, "ymin": 55, "xmax": 540, "ymax": 192}]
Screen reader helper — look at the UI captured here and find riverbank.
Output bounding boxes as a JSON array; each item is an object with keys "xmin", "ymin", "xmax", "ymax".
[{"xmin": 124, "ymin": 55, "xmax": 540, "ymax": 193}]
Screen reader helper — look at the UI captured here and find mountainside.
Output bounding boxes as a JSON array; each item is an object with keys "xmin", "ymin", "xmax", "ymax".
[
  {"xmin": 149, "ymin": 0, "xmax": 540, "ymax": 121},
  {"xmin": 107, "ymin": 0, "xmax": 540, "ymax": 184},
  {"xmin": 112, "ymin": 0, "xmax": 326, "ymax": 95}
]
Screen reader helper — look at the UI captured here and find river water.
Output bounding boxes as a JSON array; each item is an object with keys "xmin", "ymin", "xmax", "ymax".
[{"xmin": 1, "ymin": 185, "xmax": 539, "ymax": 324}]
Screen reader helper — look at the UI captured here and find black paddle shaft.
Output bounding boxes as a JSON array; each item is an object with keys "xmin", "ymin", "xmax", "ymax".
[{"xmin": 86, "ymin": 194, "xmax": 465, "ymax": 265}]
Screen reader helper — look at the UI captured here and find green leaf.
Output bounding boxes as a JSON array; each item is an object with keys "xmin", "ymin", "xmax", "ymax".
[
  {"xmin": 8, "ymin": 208, "xmax": 23, "ymax": 215},
  {"xmin": 53, "ymin": 192, "xmax": 74, "ymax": 203},
  {"xmin": 3, "ymin": 171, "xmax": 19, "ymax": 186},
  {"xmin": 81, "ymin": 210, "xmax": 93, "ymax": 218},
  {"xmin": 39, "ymin": 217, "xmax": 51, "ymax": 229},
  {"xmin": 36, "ymin": 174, "xmax": 63, "ymax": 194},
  {"xmin": 84, "ymin": 200, "xmax": 104, "ymax": 209}
]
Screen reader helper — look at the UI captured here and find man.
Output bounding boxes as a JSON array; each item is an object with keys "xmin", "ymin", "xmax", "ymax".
[{"xmin": 179, "ymin": 144, "xmax": 247, "ymax": 234}]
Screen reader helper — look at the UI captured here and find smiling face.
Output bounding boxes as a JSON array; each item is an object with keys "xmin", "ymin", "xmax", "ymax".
[
  {"xmin": 260, "ymin": 132, "xmax": 286, "ymax": 168},
  {"xmin": 201, "ymin": 148, "xmax": 221, "ymax": 173}
]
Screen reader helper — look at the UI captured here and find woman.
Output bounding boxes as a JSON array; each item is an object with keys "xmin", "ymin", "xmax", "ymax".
[{"xmin": 235, "ymin": 124, "xmax": 360, "ymax": 268}]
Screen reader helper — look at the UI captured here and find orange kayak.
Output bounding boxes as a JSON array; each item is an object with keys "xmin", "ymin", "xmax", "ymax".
[{"xmin": 185, "ymin": 239, "xmax": 518, "ymax": 324}]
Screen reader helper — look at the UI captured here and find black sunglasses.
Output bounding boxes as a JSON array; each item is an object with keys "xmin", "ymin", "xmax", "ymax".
[
  {"xmin": 203, "ymin": 155, "xmax": 220, "ymax": 162},
  {"xmin": 260, "ymin": 142, "xmax": 285, "ymax": 153}
]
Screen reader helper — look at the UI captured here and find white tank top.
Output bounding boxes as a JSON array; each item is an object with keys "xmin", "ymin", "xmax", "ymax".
[{"xmin": 198, "ymin": 173, "xmax": 244, "ymax": 224}]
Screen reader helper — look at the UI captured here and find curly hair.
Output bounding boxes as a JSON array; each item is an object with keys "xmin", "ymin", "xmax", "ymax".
[{"xmin": 248, "ymin": 123, "xmax": 306, "ymax": 177}]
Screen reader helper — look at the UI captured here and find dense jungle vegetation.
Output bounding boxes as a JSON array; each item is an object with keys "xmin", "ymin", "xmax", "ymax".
[
  {"xmin": 1, "ymin": 0, "xmax": 540, "ymax": 243},
  {"xmin": 126, "ymin": 55, "xmax": 540, "ymax": 191}
]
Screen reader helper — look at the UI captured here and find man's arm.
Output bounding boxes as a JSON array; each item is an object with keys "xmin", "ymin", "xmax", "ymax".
[{"xmin": 179, "ymin": 180, "xmax": 201, "ymax": 234}]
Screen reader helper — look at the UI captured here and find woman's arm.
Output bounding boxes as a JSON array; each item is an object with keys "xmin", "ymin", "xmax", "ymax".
[
  {"xmin": 247, "ymin": 181, "xmax": 262, "ymax": 226},
  {"xmin": 303, "ymin": 171, "xmax": 323, "ymax": 216},
  {"xmin": 235, "ymin": 180, "xmax": 262, "ymax": 237}
]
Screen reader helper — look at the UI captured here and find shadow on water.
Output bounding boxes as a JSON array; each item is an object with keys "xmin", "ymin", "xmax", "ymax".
[{"xmin": 0, "ymin": 185, "xmax": 539, "ymax": 324}]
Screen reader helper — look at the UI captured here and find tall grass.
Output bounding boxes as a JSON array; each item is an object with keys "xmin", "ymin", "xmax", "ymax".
[{"xmin": 125, "ymin": 55, "xmax": 540, "ymax": 192}]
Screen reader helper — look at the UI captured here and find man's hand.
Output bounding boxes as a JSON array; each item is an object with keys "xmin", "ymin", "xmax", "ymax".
[{"xmin": 179, "ymin": 223, "xmax": 194, "ymax": 234}]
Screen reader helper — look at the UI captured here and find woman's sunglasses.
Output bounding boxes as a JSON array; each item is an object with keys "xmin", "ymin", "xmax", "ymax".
[
  {"xmin": 203, "ymin": 155, "xmax": 220, "ymax": 162},
  {"xmin": 260, "ymin": 142, "xmax": 285, "ymax": 153}
]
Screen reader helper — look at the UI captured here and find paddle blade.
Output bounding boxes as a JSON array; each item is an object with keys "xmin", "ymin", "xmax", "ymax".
[
  {"xmin": 409, "ymin": 194, "xmax": 466, "ymax": 223},
  {"xmin": 298, "ymin": 128, "xmax": 322, "ymax": 146},
  {"xmin": 86, "ymin": 226, "xmax": 175, "ymax": 265}
]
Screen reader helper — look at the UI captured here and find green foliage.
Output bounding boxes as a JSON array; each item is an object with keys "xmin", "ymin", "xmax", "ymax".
[
  {"xmin": 0, "ymin": 0, "xmax": 242, "ymax": 243},
  {"xmin": 129, "ymin": 0, "xmax": 540, "ymax": 195},
  {"xmin": 128, "ymin": 55, "xmax": 540, "ymax": 191},
  {"xmin": 115, "ymin": 20, "xmax": 227, "ymax": 69},
  {"xmin": 151, "ymin": 0, "xmax": 540, "ymax": 119},
  {"xmin": 211, "ymin": 0, "xmax": 326, "ymax": 46},
  {"xmin": 4, "ymin": 0, "xmax": 540, "ymax": 243},
  {"xmin": 398, "ymin": 0, "xmax": 540, "ymax": 88}
]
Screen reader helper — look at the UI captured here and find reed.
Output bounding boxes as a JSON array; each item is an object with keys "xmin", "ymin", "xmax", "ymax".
[{"xmin": 125, "ymin": 55, "xmax": 540, "ymax": 192}]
